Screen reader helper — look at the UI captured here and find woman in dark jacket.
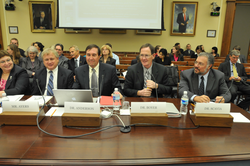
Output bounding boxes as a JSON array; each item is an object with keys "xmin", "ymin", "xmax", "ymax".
[
  {"xmin": 154, "ymin": 48, "xmax": 171, "ymax": 65},
  {"xmin": 100, "ymin": 45, "xmax": 116, "ymax": 67}
]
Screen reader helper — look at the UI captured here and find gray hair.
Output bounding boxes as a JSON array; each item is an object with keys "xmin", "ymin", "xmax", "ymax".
[
  {"xmin": 42, "ymin": 48, "xmax": 59, "ymax": 58},
  {"xmin": 25, "ymin": 46, "xmax": 38, "ymax": 57},
  {"xmin": 230, "ymin": 50, "xmax": 240, "ymax": 56},
  {"xmin": 198, "ymin": 52, "xmax": 214, "ymax": 66},
  {"xmin": 69, "ymin": 45, "xmax": 79, "ymax": 51}
]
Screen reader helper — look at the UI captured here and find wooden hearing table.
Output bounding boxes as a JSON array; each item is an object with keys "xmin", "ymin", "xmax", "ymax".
[{"xmin": 1, "ymin": 97, "xmax": 250, "ymax": 166}]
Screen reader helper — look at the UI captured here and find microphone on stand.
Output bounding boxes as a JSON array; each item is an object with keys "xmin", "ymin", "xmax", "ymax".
[
  {"xmin": 218, "ymin": 79, "xmax": 234, "ymax": 103},
  {"xmin": 36, "ymin": 79, "xmax": 47, "ymax": 107}
]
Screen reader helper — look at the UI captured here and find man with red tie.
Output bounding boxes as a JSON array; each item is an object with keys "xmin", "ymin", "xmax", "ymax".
[{"xmin": 177, "ymin": 7, "xmax": 189, "ymax": 33}]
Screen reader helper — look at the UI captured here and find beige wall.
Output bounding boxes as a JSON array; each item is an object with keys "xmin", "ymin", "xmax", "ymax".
[{"xmin": 0, "ymin": 0, "xmax": 226, "ymax": 54}]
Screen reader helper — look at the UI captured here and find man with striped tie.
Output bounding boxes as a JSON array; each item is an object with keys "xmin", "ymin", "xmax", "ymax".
[
  {"xmin": 124, "ymin": 43, "xmax": 172, "ymax": 97},
  {"xmin": 32, "ymin": 48, "xmax": 74, "ymax": 95}
]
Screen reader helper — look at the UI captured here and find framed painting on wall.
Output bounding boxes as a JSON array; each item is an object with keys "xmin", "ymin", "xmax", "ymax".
[
  {"xmin": 136, "ymin": 30, "xmax": 162, "ymax": 35},
  {"xmin": 29, "ymin": 1, "xmax": 55, "ymax": 33},
  {"xmin": 171, "ymin": 1, "xmax": 198, "ymax": 36}
]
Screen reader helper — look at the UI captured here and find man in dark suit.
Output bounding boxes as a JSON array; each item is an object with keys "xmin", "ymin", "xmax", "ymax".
[
  {"xmin": 224, "ymin": 45, "xmax": 247, "ymax": 63},
  {"xmin": 183, "ymin": 44, "xmax": 195, "ymax": 57},
  {"xmin": 177, "ymin": 7, "xmax": 189, "ymax": 33},
  {"xmin": 34, "ymin": 11, "xmax": 50, "ymax": 29},
  {"xmin": 218, "ymin": 50, "xmax": 250, "ymax": 109},
  {"xmin": 72, "ymin": 44, "xmax": 122, "ymax": 97},
  {"xmin": 179, "ymin": 52, "xmax": 231, "ymax": 103},
  {"xmin": 68, "ymin": 45, "xmax": 87, "ymax": 75},
  {"xmin": 124, "ymin": 43, "xmax": 172, "ymax": 97},
  {"xmin": 10, "ymin": 38, "xmax": 25, "ymax": 57},
  {"xmin": 32, "ymin": 48, "xmax": 74, "ymax": 95}
]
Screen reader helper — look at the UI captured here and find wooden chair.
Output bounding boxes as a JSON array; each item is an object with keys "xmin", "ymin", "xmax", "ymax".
[
  {"xmin": 126, "ymin": 54, "xmax": 138, "ymax": 57},
  {"xmin": 242, "ymin": 63, "xmax": 250, "ymax": 68},
  {"xmin": 213, "ymin": 62, "xmax": 221, "ymax": 67},
  {"xmin": 187, "ymin": 61, "xmax": 194, "ymax": 66},
  {"xmin": 171, "ymin": 61, "xmax": 187, "ymax": 66},
  {"xmin": 184, "ymin": 57, "xmax": 196, "ymax": 61},
  {"xmin": 120, "ymin": 60, "xmax": 132, "ymax": 65},
  {"xmin": 122, "ymin": 57, "xmax": 135, "ymax": 61},
  {"xmin": 214, "ymin": 59, "xmax": 225, "ymax": 62}
]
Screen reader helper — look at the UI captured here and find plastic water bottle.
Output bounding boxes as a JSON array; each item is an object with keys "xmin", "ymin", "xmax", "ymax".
[
  {"xmin": 113, "ymin": 88, "xmax": 120, "ymax": 111},
  {"xmin": 180, "ymin": 91, "xmax": 189, "ymax": 115},
  {"xmin": 1, "ymin": 93, "xmax": 9, "ymax": 106}
]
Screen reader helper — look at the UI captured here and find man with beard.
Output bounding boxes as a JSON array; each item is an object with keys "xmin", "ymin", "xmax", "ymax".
[{"xmin": 179, "ymin": 52, "xmax": 231, "ymax": 103}]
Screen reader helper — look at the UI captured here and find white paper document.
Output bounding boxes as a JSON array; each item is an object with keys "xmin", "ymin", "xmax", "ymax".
[
  {"xmin": 230, "ymin": 113, "xmax": 250, "ymax": 123},
  {"xmin": 6, "ymin": 95, "xmax": 24, "ymax": 101},
  {"xmin": 45, "ymin": 107, "xmax": 65, "ymax": 117},
  {"xmin": 26, "ymin": 96, "xmax": 53, "ymax": 106}
]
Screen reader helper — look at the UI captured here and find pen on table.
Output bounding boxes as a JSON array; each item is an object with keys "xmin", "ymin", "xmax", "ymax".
[
  {"xmin": 191, "ymin": 103, "xmax": 195, "ymax": 107},
  {"xmin": 50, "ymin": 109, "xmax": 57, "ymax": 117}
]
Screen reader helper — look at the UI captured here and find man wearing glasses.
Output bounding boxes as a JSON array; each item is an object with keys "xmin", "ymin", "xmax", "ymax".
[
  {"xmin": 218, "ymin": 50, "xmax": 250, "ymax": 110},
  {"xmin": 124, "ymin": 43, "xmax": 172, "ymax": 97},
  {"xmin": 179, "ymin": 52, "xmax": 230, "ymax": 103}
]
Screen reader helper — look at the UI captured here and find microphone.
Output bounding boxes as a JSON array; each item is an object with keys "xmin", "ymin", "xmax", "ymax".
[
  {"xmin": 218, "ymin": 79, "xmax": 234, "ymax": 103},
  {"xmin": 36, "ymin": 79, "xmax": 47, "ymax": 107},
  {"xmin": 99, "ymin": 75, "xmax": 104, "ymax": 97},
  {"xmin": 150, "ymin": 73, "xmax": 158, "ymax": 102}
]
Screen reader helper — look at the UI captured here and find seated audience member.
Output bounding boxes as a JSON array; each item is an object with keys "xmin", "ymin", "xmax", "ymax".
[
  {"xmin": 124, "ymin": 43, "xmax": 172, "ymax": 97},
  {"xmin": 211, "ymin": 46, "xmax": 219, "ymax": 57},
  {"xmin": 7, "ymin": 44, "xmax": 22, "ymax": 65},
  {"xmin": 10, "ymin": 38, "xmax": 25, "ymax": 57},
  {"xmin": 55, "ymin": 43, "xmax": 69, "ymax": 69},
  {"xmin": 100, "ymin": 45, "xmax": 116, "ymax": 67},
  {"xmin": 200, "ymin": 45, "xmax": 205, "ymax": 52},
  {"xmin": 32, "ymin": 48, "xmax": 74, "ymax": 96},
  {"xmin": 169, "ymin": 46, "xmax": 184, "ymax": 61},
  {"xmin": 73, "ymin": 44, "xmax": 122, "ymax": 98},
  {"xmin": 179, "ymin": 52, "xmax": 231, "ymax": 103},
  {"xmin": 0, "ymin": 50, "xmax": 29, "ymax": 97},
  {"xmin": 183, "ymin": 44, "xmax": 195, "ymax": 57},
  {"xmin": 154, "ymin": 48, "xmax": 171, "ymax": 65},
  {"xmin": 105, "ymin": 43, "xmax": 120, "ymax": 65},
  {"xmin": 218, "ymin": 50, "xmax": 250, "ymax": 109},
  {"xmin": 20, "ymin": 46, "xmax": 44, "ymax": 78},
  {"xmin": 131, "ymin": 55, "xmax": 140, "ymax": 65},
  {"xmin": 33, "ymin": 42, "xmax": 44, "ymax": 60},
  {"xmin": 192, "ymin": 45, "xmax": 203, "ymax": 59},
  {"xmin": 68, "ymin": 45, "xmax": 87, "ymax": 75},
  {"xmin": 171, "ymin": 43, "xmax": 184, "ymax": 54},
  {"xmin": 224, "ymin": 45, "xmax": 247, "ymax": 63},
  {"xmin": 154, "ymin": 45, "xmax": 162, "ymax": 57}
]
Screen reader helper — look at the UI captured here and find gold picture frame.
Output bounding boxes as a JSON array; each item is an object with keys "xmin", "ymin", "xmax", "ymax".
[
  {"xmin": 99, "ymin": 29, "xmax": 126, "ymax": 34},
  {"xmin": 29, "ymin": 1, "xmax": 55, "ymax": 33},
  {"xmin": 64, "ymin": 28, "xmax": 92, "ymax": 34},
  {"xmin": 171, "ymin": 1, "xmax": 198, "ymax": 36},
  {"xmin": 136, "ymin": 30, "xmax": 162, "ymax": 35}
]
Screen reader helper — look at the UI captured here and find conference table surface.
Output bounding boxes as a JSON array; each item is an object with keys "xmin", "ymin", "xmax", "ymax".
[{"xmin": 1, "ymin": 97, "xmax": 250, "ymax": 166}]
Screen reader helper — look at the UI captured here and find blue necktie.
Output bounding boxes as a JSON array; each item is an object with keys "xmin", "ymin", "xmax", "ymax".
[{"xmin": 47, "ymin": 71, "xmax": 54, "ymax": 96}]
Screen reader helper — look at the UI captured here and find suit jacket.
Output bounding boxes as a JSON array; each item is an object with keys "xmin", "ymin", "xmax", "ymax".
[
  {"xmin": 20, "ymin": 56, "xmax": 44, "ymax": 77},
  {"xmin": 224, "ymin": 54, "xmax": 247, "ymax": 63},
  {"xmin": 100, "ymin": 57, "xmax": 116, "ymax": 67},
  {"xmin": 169, "ymin": 53, "xmax": 184, "ymax": 61},
  {"xmin": 218, "ymin": 61, "xmax": 248, "ymax": 85},
  {"xmin": 183, "ymin": 50, "xmax": 195, "ymax": 57},
  {"xmin": 34, "ymin": 17, "xmax": 50, "ymax": 29},
  {"xmin": 154, "ymin": 56, "xmax": 171, "ymax": 66},
  {"xmin": 32, "ymin": 66, "xmax": 74, "ymax": 95},
  {"xmin": 177, "ymin": 12, "xmax": 189, "ymax": 32},
  {"xmin": 124, "ymin": 62, "xmax": 172, "ymax": 97},
  {"xmin": 72, "ymin": 63, "xmax": 122, "ymax": 96},
  {"xmin": 179, "ymin": 68, "xmax": 231, "ymax": 103},
  {"xmin": 19, "ymin": 48, "xmax": 25, "ymax": 57},
  {"xmin": 0, "ymin": 64, "xmax": 29, "ymax": 95},
  {"xmin": 58, "ymin": 55, "xmax": 69, "ymax": 69},
  {"xmin": 68, "ymin": 56, "xmax": 87, "ymax": 74}
]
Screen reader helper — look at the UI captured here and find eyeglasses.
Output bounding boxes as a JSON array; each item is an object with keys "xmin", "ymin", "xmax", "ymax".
[
  {"xmin": 0, "ymin": 59, "xmax": 12, "ymax": 64},
  {"xmin": 140, "ymin": 54, "xmax": 151, "ymax": 58},
  {"xmin": 194, "ymin": 61, "xmax": 205, "ymax": 67}
]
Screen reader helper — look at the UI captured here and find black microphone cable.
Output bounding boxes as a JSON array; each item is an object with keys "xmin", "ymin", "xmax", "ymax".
[{"xmin": 218, "ymin": 79, "xmax": 234, "ymax": 103}]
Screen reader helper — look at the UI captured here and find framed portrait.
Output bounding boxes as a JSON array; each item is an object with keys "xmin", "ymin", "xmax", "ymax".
[
  {"xmin": 171, "ymin": 2, "xmax": 198, "ymax": 36},
  {"xmin": 64, "ymin": 28, "xmax": 92, "ymax": 34},
  {"xmin": 136, "ymin": 30, "xmax": 162, "ymax": 35},
  {"xmin": 99, "ymin": 29, "xmax": 126, "ymax": 34},
  {"xmin": 29, "ymin": 1, "xmax": 55, "ymax": 33},
  {"xmin": 207, "ymin": 30, "xmax": 216, "ymax": 37}
]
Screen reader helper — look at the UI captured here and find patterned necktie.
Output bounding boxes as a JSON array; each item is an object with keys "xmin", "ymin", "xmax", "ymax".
[
  {"xmin": 144, "ymin": 70, "xmax": 149, "ymax": 88},
  {"xmin": 198, "ymin": 76, "xmax": 204, "ymax": 96},
  {"xmin": 47, "ymin": 71, "xmax": 54, "ymax": 96},
  {"xmin": 232, "ymin": 64, "xmax": 239, "ymax": 82},
  {"xmin": 91, "ymin": 68, "xmax": 98, "ymax": 96},
  {"xmin": 75, "ymin": 59, "xmax": 78, "ymax": 68}
]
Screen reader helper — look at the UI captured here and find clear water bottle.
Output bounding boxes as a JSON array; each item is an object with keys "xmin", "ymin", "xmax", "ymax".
[
  {"xmin": 113, "ymin": 88, "xmax": 120, "ymax": 111},
  {"xmin": 180, "ymin": 91, "xmax": 189, "ymax": 115},
  {"xmin": 1, "ymin": 93, "xmax": 9, "ymax": 106}
]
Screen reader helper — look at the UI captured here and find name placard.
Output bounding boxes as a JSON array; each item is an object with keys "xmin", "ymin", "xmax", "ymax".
[
  {"xmin": 2, "ymin": 101, "xmax": 39, "ymax": 112},
  {"xmin": 194, "ymin": 103, "xmax": 231, "ymax": 114},
  {"xmin": 131, "ymin": 102, "xmax": 166, "ymax": 113},
  {"xmin": 64, "ymin": 102, "xmax": 100, "ymax": 114}
]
